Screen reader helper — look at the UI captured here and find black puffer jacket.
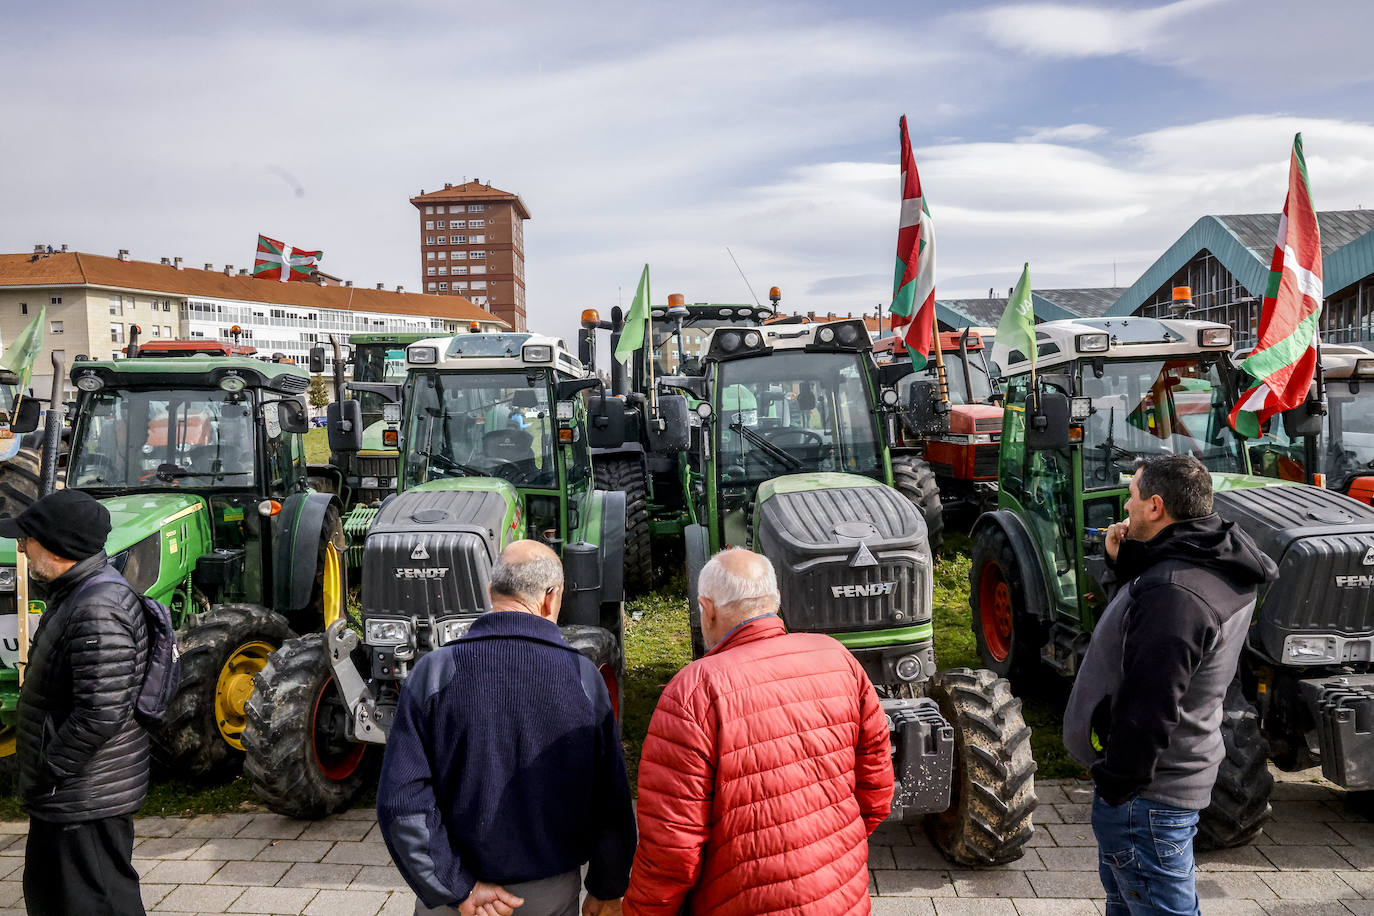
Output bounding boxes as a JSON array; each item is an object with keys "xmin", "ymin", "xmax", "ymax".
[{"xmin": 17, "ymin": 552, "xmax": 150, "ymax": 822}]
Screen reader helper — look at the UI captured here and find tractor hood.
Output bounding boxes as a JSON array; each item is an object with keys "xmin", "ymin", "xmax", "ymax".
[
  {"xmin": 948, "ymin": 403, "xmax": 1004, "ymax": 436},
  {"xmin": 100, "ymin": 493, "xmax": 208, "ymax": 558}
]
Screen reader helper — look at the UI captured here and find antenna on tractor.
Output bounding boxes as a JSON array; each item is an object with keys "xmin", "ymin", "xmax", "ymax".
[{"xmin": 726, "ymin": 247, "xmax": 763, "ymax": 308}]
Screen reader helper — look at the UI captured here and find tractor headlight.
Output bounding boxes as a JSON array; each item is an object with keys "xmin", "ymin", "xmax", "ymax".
[
  {"xmin": 1283, "ymin": 635, "xmax": 1338, "ymax": 663},
  {"xmin": 718, "ymin": 331, "xmax": 742, "ymax": 353},
  {"xmin": 1355, "ymin": 358, "xmax": 1374, "ymax": 379},
  {"xmin": 818, "ymin": 327, "xmax": 836, "ymax": 343},
  {"xmin": 75, "ymin": 373, "xmax": 104, "ymax": 392},
  {"xmin": 436, "ymin": 618, "xmax": 476, "ymax": 646},
  {"xmin": 521, "ymin": 344, "xmax": 553, "ymax": 363},
  {"xmin": 881, "ymin": 389, "xmax": 899, "ymax": 407},
  {"xmin": 1200, "ymin": 327, "xmax": 1233, "ymax": 348},
  {"xmin": 0, "ymin": 567, "xmax": 15, "ymax": 592},
  {"xmin": 835, "ymin": 323, "xmax": 860, "ymax": 346},
  {"xmin": 895, "ymin": 654, "xmax": 923, "ymax": 681},
  {"xmin": 1076, "ymin": 333, "xmax": 1109, "ymax": 353},
  {"xmin": 218, "ymin": 374, "xmax": 245, "ymax": 393},
  {"xmin": 365, "ymin": 618, "xmax": 413, "ymax": 647},
  {"xmin": 407, "ymin": 345, "xmax": 439, "ymax": 365}
]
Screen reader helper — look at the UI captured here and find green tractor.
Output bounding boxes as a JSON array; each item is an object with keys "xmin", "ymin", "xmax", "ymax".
[
  {"xmin": 973, "ymin": 315, "xmax": 1374, "ymax": 848},
  {"xmin": 242, "ymin": 331, "xmax": 639, "ymax": 818},
  {"xmin": 0, "ymin": 344, "xmax": 347, "ymax": 778},
  {"xmin": 660, "ymin": 317, "xmax": 1036, "ymax": 866}
]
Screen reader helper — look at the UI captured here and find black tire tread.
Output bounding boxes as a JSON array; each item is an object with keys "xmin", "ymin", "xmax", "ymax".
[
  {"xmin": 925, "ymin": 667, "xmax": 1038, "ymax": 866},
  {"xmin": 1197, "ymin": 692, "xmax": 1274, "ymax": 851},
  {"xmin": 892, "ymin": 456, "xmax": 945, "ymax": 550},
  {"xmin": 594, "ymin": 458, "xmax": 653, "ymax": 595},
  {"xmin": 0, "ymin": 445, "xmax": 61, "ymax": 518},
  {"xmin": 968, "ymin": 526, "xmax": 1047, "ymax": 683}
]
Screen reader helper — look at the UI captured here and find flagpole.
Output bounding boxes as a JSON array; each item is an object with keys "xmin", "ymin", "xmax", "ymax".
[
  {"xmin": 930, "ymin": 310, "xmax": 950, "ymax": 407},
  {"xmin": 644, "ymin": 270, "xmax": 659, "ymax": 426}
]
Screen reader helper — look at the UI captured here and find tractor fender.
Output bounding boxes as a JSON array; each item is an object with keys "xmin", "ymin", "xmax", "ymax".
[
  {"xmin": 594, "ymin": 489, "xmax": 627, "ymax": 602},
  {"xmin": 971, "ymin": 509, "xmax": 1053, "ymax": 626},
  {"xmin": 1347, "ymin": 476, "xmax": 1374, "ymax": 506},
  {"xmin": 274, "ymin": 491, "xmax": 340, "ymax": 612}
]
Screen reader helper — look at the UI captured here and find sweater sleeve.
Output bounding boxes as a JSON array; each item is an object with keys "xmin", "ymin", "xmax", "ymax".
[
  {"xmin": 45, "ymin": 600, "xmax": 142, "ymax": 779},
  {"xmin": 623, "ymin": 675, "xmax": 716, "ymax": 916},
  {"xmin": 583, "ymin": 660, "xmax": 637, "ymax": 900},
  {"xmin": 376, "ymin": 675, "xmax": 473, "ymax": 910},
  {"xmin": 853, "ymin": 661, "xmax": 894, "ymax": 833},
  {"xmin": 1091, "ymin": 584, "xmax": 1214, "ymax": 805}
]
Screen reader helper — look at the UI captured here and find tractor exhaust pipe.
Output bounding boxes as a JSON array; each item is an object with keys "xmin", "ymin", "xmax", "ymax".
[{"xmin": 38, "ymin": 350, "xmax": 66, "ymax": 497}]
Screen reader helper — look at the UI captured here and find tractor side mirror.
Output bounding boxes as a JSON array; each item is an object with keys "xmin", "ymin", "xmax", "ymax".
[
  {"xmin": 901, "ymin": 379, "xmax": 946, "ymax": 437},
  {"xmin": 555, "ymin": 376, "xmax": 601, "ymax": 401},
  {"xmin": 587, "ymin": 394, "xmax": 628, "ymax": 449},
  {"xmin": 513, "ymin": 388, "xmax": 539, "ymax": 409},
  {"xmin": 327, "ymin": 398, "xmax": 364, "ymax": 453},
  {"xmin": 277, "ymin": 398, "xmax": 310, "ymax": 435},
  {"xmin": 1281, "ymin": 397, "xmax": 1324, "ymax": 439},
  {"xmin": 308, "ymin": 346, "xmax": 326, "ymax": 374},
  {"xmin": 876, "ymin": 362, "xmax": 913, "ymax": 387},
  {"xmin": 647, "ymin": 395, "xmax": 691, "ymax": 454},
  {"xmin": 1025, "ymin": 391, "xmax": 1072, "ymax": 451},
  {"xmin": 9, "ymin": 398, "xmax": 40, "ymax": 434}
]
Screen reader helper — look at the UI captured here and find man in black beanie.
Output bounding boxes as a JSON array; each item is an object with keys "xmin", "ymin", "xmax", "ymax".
[{"xmin": 1, "ymin": 489, "xmax": 151, "ymax": 915}]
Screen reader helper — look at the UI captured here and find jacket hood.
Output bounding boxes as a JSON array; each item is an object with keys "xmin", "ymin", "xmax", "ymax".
[{"xmin": 1115, "ymin": 513, "xmax": 1276, "ymax": 586}]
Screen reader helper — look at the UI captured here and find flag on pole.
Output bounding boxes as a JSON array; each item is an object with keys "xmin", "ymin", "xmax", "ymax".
[
  {"xmin": 0, "ymin": 308, "xmax": 46, "ymax": 391},
  {"xmin": 614, "ymin": 265, "xmax": 652, "ymax": 364},
  {"xmin": 889, "ymin": 115, "xmax": 937, "ymax": 367},
  {"xmin": 996, "ymin": 264, "xmax": 1036, "ymax": 369},
  {"xmin": 253, "ymin": 235, "xmax": 324, "ymax": 282},
  {"xmin": 1228, "ymin": 134, "xmax": 1323, "ymax": 438}
]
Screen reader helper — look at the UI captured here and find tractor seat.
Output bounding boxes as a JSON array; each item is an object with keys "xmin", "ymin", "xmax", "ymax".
[{"xmin": 482, "ymin": 427, "xmax": 535, "ymax": 464}]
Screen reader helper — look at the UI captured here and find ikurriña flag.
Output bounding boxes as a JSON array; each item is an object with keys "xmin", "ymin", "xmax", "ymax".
[
  {"xmin": 1228, "ymin": 134, "xmax": 1323, "ymax": 438},
  {"xmin": 889, "ymin": 115, "xmax": 937, "ymax": 367},
  {"xmin": 253, "ymin": 235, "xmax": 324, "ymax": 282}
]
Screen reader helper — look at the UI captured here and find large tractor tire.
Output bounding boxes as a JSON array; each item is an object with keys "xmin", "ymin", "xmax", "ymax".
[
  {"xmin": 684, "ymin": 524, "xmax": 708, "ymax": 659},
  {"xmin": 1197, "ymin": 687, "xmax": 1273, "ymax": 850},
  {"xmin": 925, "ymin": 668, "xmax": 1037, "ymax": 866},
  {"xmin": 892, "ymin": 456, "xmax": 944, "ymax": 550},
  {"xmin": 969, "ymin": 526, "xmax": 1047, "ymax": 683},
  {"xmin": 300, "ymin": 504, "xmax": 348, "ymax": 632},
  {"xmin": 0, "ymin": 728, "xmax": 16, "ymax": 795},
  {"xmin": 563, "ymin": 624, "xmax": 623, "ymax": 728},
  {"xmin": 0, "ymin": 444, "xmax": 57, "ymax": 518},
  {"xmin": 243, "ymin": 634, "xmax": 369, "ymax": 819},
  {"xmin": 151, "ymin": 604, "xmax": 293, "ymax": 778},
  {"xmin": 594, "ymin": 457, "xmax": 652, "ymax": 595}
]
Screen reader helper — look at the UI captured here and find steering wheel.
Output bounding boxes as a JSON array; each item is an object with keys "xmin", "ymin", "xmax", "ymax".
[
  {"xmin": 763, "ymin": 428, "xmax": 824, "ymax": 449},
  {"xmin": 491, "ymin": 458, "xmax": 544, "ymax": 487}
]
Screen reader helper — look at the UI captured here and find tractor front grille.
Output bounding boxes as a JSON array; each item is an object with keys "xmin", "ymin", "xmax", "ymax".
[
  {"xmin": 783, "ymin": 557, "xmax": 929, "ymax": 633},
  {"xmin": 974, "ymin": 416, "xmax": 1002, "ymax": 433},
  {"xmin": 972, "ymin": 444, "xmax": 1001, "ymax": 479}
]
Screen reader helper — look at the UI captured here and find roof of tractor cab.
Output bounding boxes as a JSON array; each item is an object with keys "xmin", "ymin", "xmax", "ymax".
[
  {"xmin": 699, "ymin": 317, "xmax": 873, "ymax": 361},
  {"xmin": 406, "ymin": 332, "xmax": 586, "ymax": 377},
  {"xmin": 873, "ymin": 328, "xmax": 987, "ymax": 364},
  {"xmin": 992, "ymin": 316, "xmax": 1234, "ymax": 376},
  {"xmin": 1313, "ymin": 343, "xmax": 1374, "ymax": 380},
  {"xmin": 69, "ymin": 354, "xmax": 311, "ymax": 394}
]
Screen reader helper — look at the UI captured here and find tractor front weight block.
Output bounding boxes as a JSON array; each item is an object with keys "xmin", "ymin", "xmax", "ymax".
[
  {"xmin": 1299, "ymin": 674, "xmax": 1374, "ymax": 790},
  {"xmin": 885, "ymin": 697, "xmax": 954, "ymax": 821}
]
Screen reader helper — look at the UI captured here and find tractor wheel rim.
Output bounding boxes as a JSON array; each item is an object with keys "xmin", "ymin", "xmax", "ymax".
[
  {"xmin": 598, "ymin": 663, "xmax": 619, "ymax": 721},
  {"xmin": 311, "ymin": 676, "xmax": 365, "ymax": 781},
  {"xmin": 215, "ymin": 641, "xmax": 276, "ymax": 750},
  {"xmin": 978, "ymin": 563, "xmax": 1014, "ymax": 663},
  {"xmin": 0, "ymin": 728, "xmax": 15, "ymax": 759},
  {"xmin": 322, "ymin": 542, "xmax": 344, "ymax": 628}
]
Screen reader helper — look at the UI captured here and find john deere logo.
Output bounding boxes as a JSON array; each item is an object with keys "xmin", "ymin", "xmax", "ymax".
[
  {"xmin": 411, "ymin": 542, "xmax": 430, "ymax": 560},
  {"xmin": 831, "ymin": 582, "xmax": 896, "ymax": 598},
  {"xmin": 395, "ymin": 567, "xmax": 449, "ymax": 579}
]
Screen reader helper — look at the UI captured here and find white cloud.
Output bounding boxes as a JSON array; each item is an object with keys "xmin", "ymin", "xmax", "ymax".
[
  {"xmin": 971, "ymin": 0, "xmax": 1224, "ymax": 58},
  {"xmin": 1017, "ymin": 124, "xmax": 1107, "ymax": 144}
]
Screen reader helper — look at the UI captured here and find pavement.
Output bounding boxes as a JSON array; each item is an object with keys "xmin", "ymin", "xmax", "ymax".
[{"xmin": 0, "ymin": 773, "xmax": 1366, "ymax": 915}]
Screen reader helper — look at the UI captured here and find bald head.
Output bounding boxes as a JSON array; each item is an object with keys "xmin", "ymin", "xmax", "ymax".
[
  {"xmin": 490, "ymin": 539, "xmax": 565, "ymax": 619},
  {"xmin": 697, "ymin": 548, "xmax": 780, "ymax": 650}
]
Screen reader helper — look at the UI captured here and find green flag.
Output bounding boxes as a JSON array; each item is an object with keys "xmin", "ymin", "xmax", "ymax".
[
  {"xmin": 614, "ymin": 264, "xmax": 651, "ymax": 364},
  {"xmin": 0, "ymin": 308, "xmax": 45, "ymax": 390},
  {"xmin": 996, "ymin": 264, "xmax": 1035, "ymax": 368}
]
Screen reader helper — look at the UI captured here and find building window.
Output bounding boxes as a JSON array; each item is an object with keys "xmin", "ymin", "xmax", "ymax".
[
  {"xmin": 427, "ymin": 282, "xmax": 437, "ymax": 291},
  {"xmin": 426, "ymin": 252, "xmax": 436, "ymax": 261},
  {"xmin": 111, "ymin": 325, "xmax": 124, "ymax": 343},
  {"xmin": 471, "ymin": 296, "xmax": 488, "ymax": 306},
  {"xmin": 471, "ymin": 251, "xmax": 486, "ymax": 260},
  {"xmin": 452, "ymin": 235, "xmax": 467, "ymax": 244},
  {"xmin": 426, "ymin": 236, "xmax": 435, "ymax": 245},
  {"xmin": 163, "ymin": 301, "xmax": 172, "ymax": 312},
  {"xmin": 109, "ymin": 295, "xmax": 122, "ymax": 315},
  {"xmin": 438, "ymin": 267, "xmax": 447, "ymax": 276},
  {"xmin": 436, "ymin": 236, "xmax": 446, "ymax": 245},
  {"xmin": 439, "ymin": 282, "xmax": 448, "ymax": 291},
  {"xmin": 425, "ymin": 206, "xmax": 434, "ymax": 215},
  {"xmin": 151, "ymin": 325, "xmax": 161, "ymax": 337},
  {"xmin": 471, "ymin": 281, "xmax": 487, "ymax": 290},
  {"xmin": 468, "ymin": 204, "xmax": 484, "ymax": 212},
  {"xmin": 469, "ymin": 235, "xmax": 485, "ymax": 244},
  {"xmin": 469, "ymin": 219, "xmax": 485, "ymax": 229},
  {"xmin": 50, "ymin": 320, "xmax": 63, "ymax": 334},
  {"xmin": 425, "ymin": 221, "xmax": 434, "ymax": 230},
  {"xmin": 453, "ymin": 266, "xmax": 468, "ymax": 275},
  {"xmin": 427, "ymin": 267, "xmax": 437, "ymax": 276},
  {"xmin": 451, "ymin": 251, "xmax": 466, "ymax": 260},
  {"xmin": 454, "ymin": 281, "xmax": 468, "ymax": 290},
  {"xmin": 19, "ymin": 303, "xmax": 27, "ymax": 315},
  {"xmin": 470, "ymin": 265, "xmax": 486, "ymax": 275},
  {"xmin": 51, "ymin": 296, "xmax": 62, "ymax": 305},
  {"xmin": 451, "ymin": 220, "xmax": 466, "ymax": 229},
  {"xmin": 164, "ymin": 325, "xmax": 172, "ymax": 337}
]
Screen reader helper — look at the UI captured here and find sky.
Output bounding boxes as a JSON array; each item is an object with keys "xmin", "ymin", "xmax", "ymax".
[{"xmin": 4, "ymin": 0, "xmax": 1374, "ymax": 347}]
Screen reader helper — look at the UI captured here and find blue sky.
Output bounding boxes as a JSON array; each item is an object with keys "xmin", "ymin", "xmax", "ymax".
[{"xmin": 3, "ymin": 0, "xmax": 1373, "ymax": 344}]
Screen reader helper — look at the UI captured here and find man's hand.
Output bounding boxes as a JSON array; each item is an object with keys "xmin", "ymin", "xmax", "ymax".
[
  {"xmin": 458, "ymin": 882, "xmax": 525, "ymax": 916},
  {"xmin": 583, "ymin": 897, "xmax": 623, "ymax": 916},
  {"xmin": 1104, "ymin": 520, "xmax": 1130, "ymax": 562}
]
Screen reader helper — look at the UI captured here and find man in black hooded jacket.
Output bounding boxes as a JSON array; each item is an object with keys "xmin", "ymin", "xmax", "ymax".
[
  {"xmin": 2, "ymin": 489, "xmax": 150, "ymax": 916},
  {"xmin": 1064, "ymin": 455, "xmax": 1275, "ymax": 916}
]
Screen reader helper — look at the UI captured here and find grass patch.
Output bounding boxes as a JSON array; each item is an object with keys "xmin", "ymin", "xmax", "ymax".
[
  {"xmin": 304, "ymin": 427, "xmax": 331, "ymax": 464},
  {"xmin": 622, "ymin": 576, "xmax": 693, "ymax": 789}
]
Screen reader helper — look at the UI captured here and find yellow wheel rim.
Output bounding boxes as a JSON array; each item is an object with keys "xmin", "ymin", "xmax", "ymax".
[
  {"xmin": 322, "ymin": 541, "xmax": 344, "ymax": 628},
  {"xmin": 215, "ymin": 641, "xmax": 275, "ymax": 750},
  {"xmin": 0, "ymin": 729, "xmax": 15, "ymax": 759}
]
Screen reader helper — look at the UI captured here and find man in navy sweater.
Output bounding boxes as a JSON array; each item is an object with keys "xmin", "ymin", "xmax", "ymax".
[{"xmin": 378, "ymin": 540, "xmax": 635, "ymax": 916}]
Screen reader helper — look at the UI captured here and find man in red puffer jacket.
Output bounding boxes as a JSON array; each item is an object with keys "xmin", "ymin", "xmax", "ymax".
[{"xmin": 623, "ymin": 548, "xmax": 893, "ymax": 916}]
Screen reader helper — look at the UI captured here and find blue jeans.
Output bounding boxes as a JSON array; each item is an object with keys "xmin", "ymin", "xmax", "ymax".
[{"xmin": 1090, "ymin": 795, "xmax": 1200, "ymax": 916}]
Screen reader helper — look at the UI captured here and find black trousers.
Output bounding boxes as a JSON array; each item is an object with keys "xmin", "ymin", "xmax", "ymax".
[{"xmin": 24, "ymin": 814, "xmax": 145, "ymax": 916}]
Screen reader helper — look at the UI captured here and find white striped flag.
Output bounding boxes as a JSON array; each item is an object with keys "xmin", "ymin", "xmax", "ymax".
[
  {"xmin": 1228, "ymin": 134, "xmax": 1323, "ymax": 438},
  {"xmin": 889, "ymin": 115, "xmax": 937, "ymax": 367},
  {"xmin": 253, "ymin": 234, "xmax": 324, "ymax": 282}
]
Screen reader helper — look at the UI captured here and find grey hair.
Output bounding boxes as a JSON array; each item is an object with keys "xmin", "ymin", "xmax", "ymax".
[
  {"xmin": 490, "ymin": 551, "xmax": 564, "ymax": 602},
  {"xmin": 698, "ymin": 548, "xmax": 780, "ymax": 614}
]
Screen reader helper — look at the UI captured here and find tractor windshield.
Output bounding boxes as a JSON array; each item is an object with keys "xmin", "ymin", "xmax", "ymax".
[
  {"xmin": 1076, "ymin": 357, "xmax": 1248, "ymax": 486},
  {"xmin": 403, "ymin": 371, "xmax": 556, "ymax": 489},
  {"xmin": 652, "ymin": 318, "xmax": 736, "ymax": 377},
  {"xmin": 907, "ymin": 350, "xmax": 996, "ymax": 405},
  {"xmin": 1325, "ymin": 384, "xmax": 1374, "ymax": 485},
  {"xmin": 69, "ymin": 387, "xmax": 256, "ymax": 488},
  {"xmin": 714, "ymin": 351, "xmax": 882, "ymax": 483},
  {"xmin": 353, "ymin": 343, "xmax": 409, "ymax": 428}
]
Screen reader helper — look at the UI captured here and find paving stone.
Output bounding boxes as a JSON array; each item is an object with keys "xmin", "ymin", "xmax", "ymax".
[
  {"xmin": 142, "ymin": 858, "xmax": 228, "ymax": 884},
  {"xmin": 1062, "ymin": 785, "xmax": 1094, "ymax": 804},
  {"xmin": 1024, "ymin": 828, "xmax": 1057, "ymax": 848},
  {"xmin": 1335, "ymin": 871, "xmax": 1374, "ymax": 898},
  {"xmin": 135, "ymin": 836, "xmax": 210, "ymax": 860},
  {"xmin": 349, "ymin": 865, "xmax": 410, "ymax": 892},
  {"xmin": 228, "ymin": 885, "xmax": 320, "ymax": 914},
  {"xmin": 153, "ymin": 883, "xmax": 246, "ymax": 913},
  {"xmin": 1034, "ymin": 845, "xmax": 1099, "ymax": 871},
  {"xmin": 1199, "ymin": 846, "xmax": 1280, "ymax": 871},
  {"xmin": 1342, "ymin": 902, "xmax": 1374, "ymax": 914},
  {"xmin": 1026, "ymin": 871, "xmax": 1106, "ymax": 899},
  {"xmin": 872, "ymin": 897, "xmax": 935, "ymax": 915},
  {"xmin": 133, "ymin": 856, "xmax": 159, "ymax": 874},
  {"xmin": 1260, "ymin": 872, "xmax": 1360, "ymax": 901},
  {"xmin": 1197, "ymin": 872, "xmax": 1280, "ymax": 900},
  {"xmin": 1055, "ymin": 803, "xmax": 1091, "ymax": 824},
  {"xmin": 894, "ymin": 841, "xmax": 952, "ymax": 870},
  {"xmin": 935, "ymin": 899, "xmax": 1019, "ymax": 916},
  {"xmin": 1045, "ymin": 824, "xmax": 1096, "ymax": 847},
  {"xmin": 871, "ymin": 823, "xmax": 916, "ymax": 844},
  {"xmin": 1336, "ymin": 846, "xmax": 1374, "ymax": 871},
  {"xmin": 1271, "ymin": 801, "xmax": 1343, "ymax": 824},
  {"xmin": 0, "ymin": 823, "xmax": 24, "ymax": 836},
  {"xmin": 0, "ymin": 860, "xmax": 22, "ymax": 881},
  {"xmin": 336, "ymin": 808, "xmax": 377, "ymax": 821},
  {"xmin": 189, "ymin": 838, "xmax": 271, "ymax": 861},
  {"xmin": 277, "ymin": 862, "xmax": 363, "ymax": 889},
  {"xmin": 1270, "ymin": 781, "xmax": 1339, "ymax": 802},
  {"xmin": 236, "ymin": 814, "xmax": 311, "ymax": 840},
  {"xmin": 1263, "ymin": 822, "xmax": 1350, "ymax": 846},
  {"xmin": 1332, "ymin": 824, "xmax": 1374, "ymax": 847},
  {"xmin": 134, "ymin": 816, "xmax": 185, "ymax": 838},
  {"xmin": 873, "ymin": 869, "xmax": 957, "ymax": 897},
  {"xmin": 322, "ymin": 842, "xmax": 391, "ymax": 866},
  {"xmin": 1197, "ymin": 901, "xmax": 1268, "ymax": 915},
  {"xmin": 254, "ymin": 840, "xmax": 334, "ymax": 863},
  {"xmin": 1261, "ymin": 847, "xmax": 1354, "ymax": 871},
  {"xmin": 377, "ymin": 893, "xmax": 420, "ymax": 916},
  {"xmin": 176, "ymin": 814, "xmax": 258, "ymax": 839},
  {"xmin": 1032, "ymin": 806, "xmax": 1063, "ymax": 825},
  {"xmin": 1261, "ymin": 904, "xmax": 1357, "ymax": 916},
  {"xmin": 869, "ymin": 845, "xmax": 897, "ymax": 869},
  {"xmin": 1012, "ymin": 900, "xmax": 1100, "ymax": 916},
  {"xmin": 362, "ymin": 823, "xmax": 384, "ymax": 844},
  {"xmin": 140, "ymin": 884, "xmax": 177, "ymax": 909},
  {"xmin": 1033, "ymin": 786, "xmax": 1071, "ymax": 805},
  {"xmin": 0, "ymin": 884, "xmax": 20, "ymax": 908},
  {"xmin": 951, "ymin": 869, "xmax": 1035, "ymax": 898},
  {"xmin": 302, "ymin": 889, "xmax": 391, "ymax": 916},
  {"xmin": 207, "ymin": 860, "xmax": 291, "ymax": 886},
  {"xmin": 298, "ymin": 819, "xmax": 374, "ymax": 843}
]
